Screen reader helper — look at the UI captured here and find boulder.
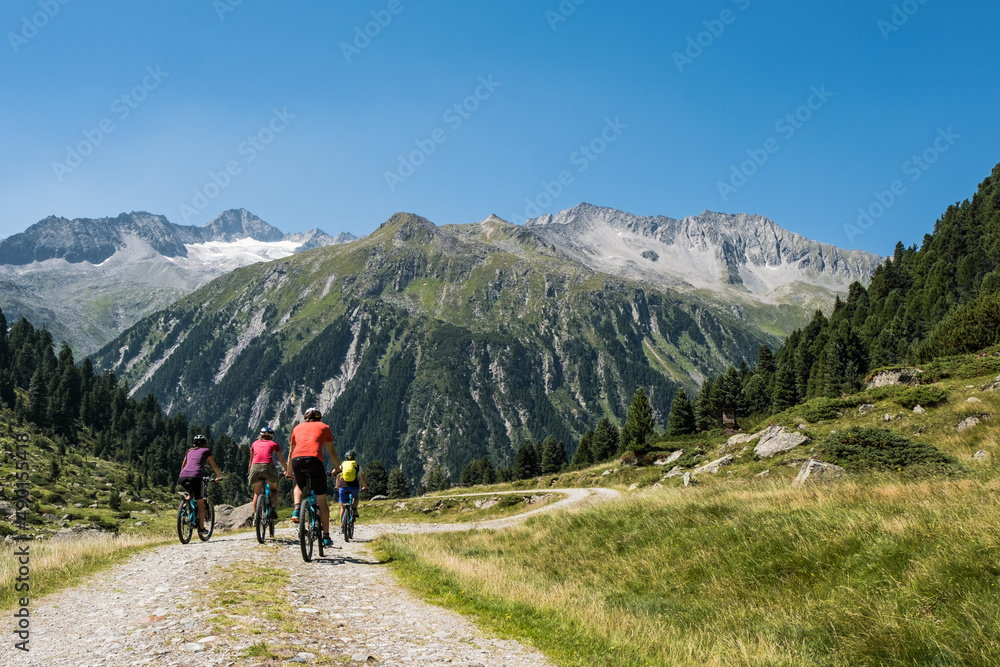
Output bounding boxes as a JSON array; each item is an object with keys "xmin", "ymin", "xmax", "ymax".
[
  {"xmin": 867, "ymin": 368, "xmax": 924, "ymax": 388},
  {"xmin": 974, "ymin": 450, "xmax": 989, "ymax": 461},
  {"xmin": 628, "ymin": 483, "xmax": 640, "ymax": 491},
  {"xmin": 792, "ymin": 460, "xmax": 846, "ymax": 487},
  {"xmin": 663, "ymin": 466, "xmax": 684, "ymax": 479},
  {"xmin": 756, "ymin": 470, "xmax": 770, "ymax": 477},
  {"xmin": 753, "ymin": 426, "xmax": 810, "ymax": 459},
  {"xmin": 50, "ymin": 525, "xmax": 108, "ymax": 541},
  {"xmin": 692, "ymin": 455, "xmax": 734, "ymax": 475},
  {"xmin": 967, "ymin": 397, "xmax": 983, "ymax": 404},
  {"xmin": 858, "ymin": 404, "xmax": 876, "ymax": 416},
  {"xmin": 682, "ymin": 472, "xmax": 694, "ymax": 488},
  {"xmin": 982, "ymin": 375, "xmax": 1000, "ymax": 392},
  {"xmin": 369, "ymin": 495, "xmax": 388, "ymax": 501},
  {"xmin": 215, "ymin": 501, "xmax": 254, "ymax": 531},
  {"xmin": 726, "ymin": 433, "xmax": 756, "ymax": 448},
  {"xmin": 654, "ymin": 450, "xmax": 684, "ymax": 466},
  {"xmin": 913, "ymin": 405, "xmax": 926, "ymax": 414},
  {"xmin": 957, "ymin": 416, "xmax": 982, "ymax": 433}
]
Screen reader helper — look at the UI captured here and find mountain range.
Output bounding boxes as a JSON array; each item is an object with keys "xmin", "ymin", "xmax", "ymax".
[
  {"xmin": 0, "ymin": 209, "xmax": 356, "ymax": 354},
  {"xmin": 88, "ymin": 206, "xmax": 882, "ymax": 485}
]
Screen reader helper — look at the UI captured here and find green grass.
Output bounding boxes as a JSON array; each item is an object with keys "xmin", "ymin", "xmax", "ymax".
[
  {"xmin": 360, "ymin": 492, "xmax": 564, "ymax": 524},
  {"xmin": 373, "ymin": 361, "xmax": 1000, "ymax": 666}
]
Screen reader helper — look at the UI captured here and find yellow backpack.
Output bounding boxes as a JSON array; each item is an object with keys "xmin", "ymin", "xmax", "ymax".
[{"xmin": 342, "ymin": 460, "xmax": 358, "ymax": 483}]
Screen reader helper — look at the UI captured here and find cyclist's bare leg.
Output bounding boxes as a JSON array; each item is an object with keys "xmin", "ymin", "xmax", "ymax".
[
  {"xmin": 268, "ymin": 481, "xmax": 278, "ymax": 507},
  {"xmin": 252, "ymin": 480, "xmax": 264, "ymax": 513},
  {"xmin": 195, "ymin": 498, "xmax": 205, "ymax": 531}
]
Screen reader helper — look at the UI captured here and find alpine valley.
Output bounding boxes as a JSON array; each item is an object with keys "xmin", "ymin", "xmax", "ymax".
[
  {"xmin": 83, "ymin": 205, "xmax": 881, "ymax": 485},
  {"xmin": 0, "ymin": 208, "xmax": 355, "ymax": 355}
]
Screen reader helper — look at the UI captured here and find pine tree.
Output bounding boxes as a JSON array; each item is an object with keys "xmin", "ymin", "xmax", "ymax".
[
  {"xmin": 756, "ymin": 345, "xmax": 776, "ymax": 375},
  {"xmin": 425, "ymin": 463, "xmax": 451, "ymax": 493},
  {"xmin": 693, "ymin": 378, "xmax": 716, "ymax": 432},
  {"xmin": 571, "ymin": 430, "xmax": 594, "ymax": 466},
  {"xmin": 27, "ymin": 366, "xmax": 49, "ymax": 426},
  {"xmin": 540, "ymin": 436, "xmax": 567, "ymax": 474},
  {"xmin": 49, "ymin": 458, "xmax": 61, "ymax": 482},
  {"xmin": 714, "ymin": 367, "xmax": 743, "ymax": 420},
  {"xmin": 667, "ymin": 390, "xmax": 696, "ymax": 436},
  {"xmin": 771, "ymin": 365, "xmax": 799, "ymax": 412},
  {"xmin": 620, "ymin": 388, "xmax": 655, "ymax": 454},
  {"xmin": 363, "ymin": 460, "xmax": 389, "ymax": 497},
  {"xmin": 388, "ymin": 467, "xmax": 409, "ymax": 498},
  {"xmin": 591, "ymin": 418, "xmax": 619, "ymax": 461},
  {"xmin": 513, "ymin": 440, "xmax": 539, "ymax": 479},
  {"xmin": 108, "ymin": 487, "xmax": 122, "ymax": 511}
]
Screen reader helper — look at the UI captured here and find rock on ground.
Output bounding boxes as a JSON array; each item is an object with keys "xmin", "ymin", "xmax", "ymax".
[
  {"xmin": 753, "ymin": 426, "xmax": 811, "ymax": 459},
  {"xmin": 792, "ymin": 460, "xmax": 846, "ymax": 487},
  {"xmin": 692, "ymin": 455, "xmax": 734, "ymax": 475}
]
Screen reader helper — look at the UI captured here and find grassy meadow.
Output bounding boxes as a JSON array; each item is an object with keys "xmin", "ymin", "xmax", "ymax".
[{"xmin": 374, "ymin": 360, "xmax": 1000, "ymax": 666}]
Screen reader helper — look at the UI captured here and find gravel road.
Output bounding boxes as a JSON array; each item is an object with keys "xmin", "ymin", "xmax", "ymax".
[{"xmin": 3, "ymin": 487, "xmax": 619, "ymax": 667}]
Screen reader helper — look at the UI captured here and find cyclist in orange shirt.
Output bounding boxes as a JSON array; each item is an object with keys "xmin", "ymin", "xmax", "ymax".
[{"xmin": 285, "ymin": 407, "xmax": 341, "ymax": 548}]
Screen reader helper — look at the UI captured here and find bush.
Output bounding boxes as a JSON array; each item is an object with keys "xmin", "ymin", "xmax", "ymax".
[
  {"xmin": 819, "ymin": 428, "xmax": 959, "ymax": 472},
  {"xmin": 800, "ymin": 398, "xmax": 842, "ymax": 423},
  {"xmin": 87, "ymin": 515, "xmax": 119, "ymax": 532},
  {"xmin": 894, "ymin": 386, "xmax": 949, "ymax": 409},
  {"xmin": 43, "ymin": 492, "xmax": 66, "ymax": 505}
]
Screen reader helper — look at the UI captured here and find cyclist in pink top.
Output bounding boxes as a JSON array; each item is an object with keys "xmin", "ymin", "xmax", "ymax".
[{"xmin": 248, "ymin": 426, "xmax": 289, "ymax": 521}]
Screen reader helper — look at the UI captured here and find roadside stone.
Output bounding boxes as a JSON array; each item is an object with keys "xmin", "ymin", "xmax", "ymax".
[
  {"xmin": 216, "ymin": 501, "xmax": 254, "ymax": 531},
  {"xmin": 957, "ymin": 416, "xmax": 982, "ymax": 433},
  {"xmin": 792, "ymin": 460, "xmax": 846, "ymax": 487},
  {"xmin": 913, "ymin": 405, "xmax": 926, "ymax": 413},
  {"xmin": 867, "ymin": 368, "xmax": 924, "ymax": 388},
  {"xmin": 692, "ymin": 455, "xmax": 734, "ymax": 474},
  {"xmin": 628, "ymin": 483, "xmax": 640, "ymax": 491},
  {"xmin": 858, "ymin": 404, "xmax": 875, "ymax": 415},
  {"xmin": 370, "ymin": 495, "xmax": 388, "ymax": 501},
  {"xmin": 664, "ymin": 466, "xmax": 684, "ymax": 479},
  {"xmin": 797, "ymin": 423, "xmax": 808, "ymax": 430},
  {"xmin": 974, "ymin": 450, "xmax": 989, "ymax": 461},
  {"xmin": 753, "ymin": 425, "xmax": 810, "ymax": 459}
]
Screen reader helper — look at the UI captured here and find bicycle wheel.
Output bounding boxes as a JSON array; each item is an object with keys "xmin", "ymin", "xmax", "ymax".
[
  {"xmin": 316, "ymin": 501, "xmax": 325, "ymax": 558},
  {"xmin": 177, "ymin": 500, "xmax": 193, "ymax": 544},
  {"xmin": 268, "ymin": 507, "xmax": 275, "ymax": 538},
  {"xmin": 298, "ymin": 499, "xmax": 313, "ymax": 562},
  {"xmin": 254, "ymin": 495, "xmax": 266, "ymax": 544},
  {"xmin": 341, "ymin": 506, "xmax": 351, "ymax": 542},
  {"xmin": 200, "ymin": 499, "xmax": 215, "ymax": 541},
  {"xmin": 347, "ymin": 510, "xmax": 354, "ymax": 541}
]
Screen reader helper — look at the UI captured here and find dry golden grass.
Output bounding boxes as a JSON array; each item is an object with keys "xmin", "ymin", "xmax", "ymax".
[{"xmin": 0, "ymin": 532, "xmax": 169, "ymax": 610}]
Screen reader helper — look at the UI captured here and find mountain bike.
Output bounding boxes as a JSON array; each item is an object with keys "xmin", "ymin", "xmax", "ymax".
[
  {"xmin": 298, "ymin": 471, "xmax": 325, "ymax": 562},
  {"xmin": 341, "ymin": 489, "xmax": 356, "ymax": 542},
  {"xmin": 254, "ymin": 479, "xmax": 277, "ymax": 544},
  {"xmin": 176, "ymin": 478, "xmax": 216, "ymax": 544}
]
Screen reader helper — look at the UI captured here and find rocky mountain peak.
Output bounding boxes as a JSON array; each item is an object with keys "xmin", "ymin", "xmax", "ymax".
[{"xmin": 202, "ymin": 208, "xmax": 284, "ymax": 242}]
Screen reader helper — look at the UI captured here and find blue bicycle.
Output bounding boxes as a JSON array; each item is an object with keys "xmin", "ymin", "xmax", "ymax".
[
  {"xmin": 254, "ymin": 478, "xmax": 277, "ymax": 544},
  {"xmin": 298, "ymin": 471, "xmax": 325, "ymax": 562},
  {"xmin": 177, "ymin": 477, "xmax": 215, "ymax": 544}
]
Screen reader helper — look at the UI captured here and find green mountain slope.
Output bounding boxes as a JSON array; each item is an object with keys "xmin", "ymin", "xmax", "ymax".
[{"xmin": 96, "ymin": 214, "xmax": 781, "ymax": 486}]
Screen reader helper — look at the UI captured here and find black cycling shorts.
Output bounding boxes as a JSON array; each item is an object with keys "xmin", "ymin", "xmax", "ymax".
[
  {"xmin": 178, "ymin": 476, "xmax": 205, "ymax": 500},
  {"xmin": 291, "ymin": 457, "xmax": 328, "ymax": 496}
]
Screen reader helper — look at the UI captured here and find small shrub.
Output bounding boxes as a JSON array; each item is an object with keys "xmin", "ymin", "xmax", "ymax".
[
  {"xmin": 499, "ymin": 495, "xmax": 523, "ymax": 509},
  {"xmin": 894, "ymin": 385, "xmax": 948, "ymax": 409},
  {"xmin": 44, "ymin": 492, "xmax": 66, "ymax": 505},
  {"xmin": 620, "ymin": 452, "xmax": 639, "ymax": 467},
  {"xmin": 799, "ymin": 398, "xmax": 842, "ymax": 423},
  {"xmin": 819, "ymin": 428, "xmax": 959, "ymax": 472}
]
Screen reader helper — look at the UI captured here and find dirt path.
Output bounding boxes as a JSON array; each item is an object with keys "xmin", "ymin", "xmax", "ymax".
[{"xmin": 4, "ymin": 487, "xmax": 619, "ymax": 667}]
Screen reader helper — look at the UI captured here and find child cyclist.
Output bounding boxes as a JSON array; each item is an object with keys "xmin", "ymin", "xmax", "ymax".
[
  {"xmin": 247, "ymin": 426, "xmax": 289, "ymax": 524},
  {"xmin": 336, "ymin": 450, "xmax": 367, "ymax": 526}
]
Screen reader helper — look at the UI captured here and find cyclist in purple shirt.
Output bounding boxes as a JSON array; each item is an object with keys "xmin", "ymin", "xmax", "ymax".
[{"xmin": 178, "ymin": 434, "xmax": 223, "ymax": 538}]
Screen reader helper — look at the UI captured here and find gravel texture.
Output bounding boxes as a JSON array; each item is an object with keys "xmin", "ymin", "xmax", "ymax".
[{"xmin": 4, "ymin": 488, "xmax": 618, "ymax": 666}]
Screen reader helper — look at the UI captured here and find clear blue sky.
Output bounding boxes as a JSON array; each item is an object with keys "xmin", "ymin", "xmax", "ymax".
[{"xmin": 1, "ymin": 0, "xmax": 997, "ymax": 255}]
